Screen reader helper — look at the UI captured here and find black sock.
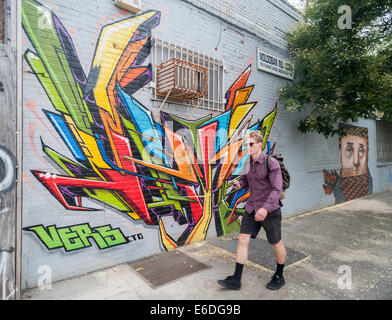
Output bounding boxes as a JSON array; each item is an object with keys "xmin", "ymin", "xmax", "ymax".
[
  {"xmin": 275, "ymin": 262, "xmax": 285, "ymax": 277},
  {"xmin": 234, "ymin": 263, "xmax": 244, "ymax": 281}
]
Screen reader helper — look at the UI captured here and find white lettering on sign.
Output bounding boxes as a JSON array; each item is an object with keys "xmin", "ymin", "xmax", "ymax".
[{"xmin": 257, "ymin": 48, "xmax": 294, "ymax": 80}]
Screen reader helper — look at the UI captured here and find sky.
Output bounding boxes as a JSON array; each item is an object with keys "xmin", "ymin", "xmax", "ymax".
[{"xmin": 285, "ymin": 0, "xmax": 306, "ymax": 11}]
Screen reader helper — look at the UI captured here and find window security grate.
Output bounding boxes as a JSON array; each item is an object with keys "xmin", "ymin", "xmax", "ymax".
[
  {"xmin": 156, "ymin": 58, "xmax": 208, "ymax": 100},
  {"xmin": 151, "ymin": 37, "xmax": 225, "ymax": 111},
  {"xmin": 376, "ymin": 120, "xmax": 392, "ymax": 162}
]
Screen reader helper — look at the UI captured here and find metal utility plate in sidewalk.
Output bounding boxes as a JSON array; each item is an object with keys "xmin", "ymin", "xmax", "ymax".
[
  {"xmin": 209, "ymin": 236, "xmax": 309, "ymax": 270},
  {"xmin": 129, "ymin": 250, "xmax": 210, "ymax": 289}
]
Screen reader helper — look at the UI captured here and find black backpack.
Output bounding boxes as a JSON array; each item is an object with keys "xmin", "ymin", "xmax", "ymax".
[{"xmin": 265, "ymin": 154, "xmax": 290, "ymax": 199}]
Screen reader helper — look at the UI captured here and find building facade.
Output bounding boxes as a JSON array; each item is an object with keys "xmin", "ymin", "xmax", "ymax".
[{"xmin": 0, "ymin": 0, "xmax": 391, "ymax": 295}]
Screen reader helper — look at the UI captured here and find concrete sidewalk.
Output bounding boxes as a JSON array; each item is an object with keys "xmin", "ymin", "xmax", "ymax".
[{"xmin": 21, "ymin": 189, "xmax": 392, "ymax": 300}]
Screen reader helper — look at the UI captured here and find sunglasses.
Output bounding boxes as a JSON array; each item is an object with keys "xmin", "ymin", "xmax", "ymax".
[{"xmin": 244, "ymin": 141, "xmax": 259, "ymax": 147}]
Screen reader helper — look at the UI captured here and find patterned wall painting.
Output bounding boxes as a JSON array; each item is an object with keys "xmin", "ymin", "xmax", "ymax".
[
  {"xmin": 323, "ymin": 124, "xmax": 373, "ymax": 204},
  {"xmin": 22, "ymin": 0, "xmax": 278, "ymax": 251}
]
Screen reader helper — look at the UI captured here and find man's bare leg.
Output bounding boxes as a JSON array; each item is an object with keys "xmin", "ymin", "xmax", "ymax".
[
  {"xmin": 266, "ymin": 240, "xmax": 287, "ymax": 290},
  {"xmin": 273, "ymin": 240, "xmax": 286, "ymax": 265},
  {"xmin": 236, "ymin": 233, "xmax": 251, "ymax": 264},
  {"xmin": 217, "ymin": 233, "xmax": 251, "ymax": 290}
]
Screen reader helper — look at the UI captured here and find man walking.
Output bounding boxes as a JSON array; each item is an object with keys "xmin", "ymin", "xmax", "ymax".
[{"xmin": 217, "ymin": 131, "xmax": 287, "ymax": 290}]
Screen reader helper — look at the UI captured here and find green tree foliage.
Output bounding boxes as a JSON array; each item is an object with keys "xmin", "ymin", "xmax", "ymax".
[{"xmin": 280, "ymin": 0, "xmax": 392, "ymax": 137}]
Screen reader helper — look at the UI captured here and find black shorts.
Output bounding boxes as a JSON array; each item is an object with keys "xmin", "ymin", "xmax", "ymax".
[{"xmin": 240, "ymin": 208, "xmax": 282, "ymax": 244}]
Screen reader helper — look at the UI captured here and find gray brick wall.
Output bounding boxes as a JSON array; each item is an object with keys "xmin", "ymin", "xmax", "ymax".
[{"xmin": 0, "ymin": 0, "xmax": 4, "ymax": 43}]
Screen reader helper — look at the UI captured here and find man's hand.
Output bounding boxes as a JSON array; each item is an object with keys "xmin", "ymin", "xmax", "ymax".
[
  {"xmin": 232, "ymin": 180, "xmax": 241, "ymax": 190},
  {"xmin": 255, "ymin": 208, "xmax": 268, "ymax": 221}
]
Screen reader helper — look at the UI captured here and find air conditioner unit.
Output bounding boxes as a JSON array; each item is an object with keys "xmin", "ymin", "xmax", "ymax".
[
  {"xmin": 156, "ymin": 58, "xmax": 208, "ymax": 101},
  {"xmin": 114, "ymin": 0, "xmax": 142, "ymax": 13}
]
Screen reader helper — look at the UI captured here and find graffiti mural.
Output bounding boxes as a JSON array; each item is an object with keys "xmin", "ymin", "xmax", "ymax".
[
  {"xmin": 23, "ymin": 223, "xmax": 135, "ymax": 252},
  {"xmin": 22, "ymin": 0, "xmax": 278, "ymax": 250},
  {"xmin": 0, "ymin": 146, "xmax": 15, "ymax": 196},
  {"xmin": 323, "ymin": 124, "xmax": 373, "ymax": 203},
  {"xmin": 0, "ymin": 249, "xmax": 17, "ymax": 300}
]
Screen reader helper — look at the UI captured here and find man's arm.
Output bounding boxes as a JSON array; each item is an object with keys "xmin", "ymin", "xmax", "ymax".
[
  {"xmin": 238, "ymin": 158, "xmax": 250, "ymax": 189},
  {"xmin": 261, "ymin": 158, "xmax": 283, "ymax": 213},
  {"xmin": 259, "ymin": 158, "xmax": 283, "ymax": 212},
  {"xmin": 239, "ymin": 174, "xmax": 249, "ymax": 189},
  {"xmin": 255, "ymin": 160, "xmax": 283, "ymax": 221}
]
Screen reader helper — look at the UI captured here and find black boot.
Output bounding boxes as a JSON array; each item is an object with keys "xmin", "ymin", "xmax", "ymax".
[
  {"xmin": 266, "ymin": 262, "xmax": 285, "ymax": 290},
  {"xmin": 217, "ymin": 275, "xmax": 241, "ymax": 290},
  {"xmin": 217, "ymin": 263, "xmax": 243, "ymax": 290}
]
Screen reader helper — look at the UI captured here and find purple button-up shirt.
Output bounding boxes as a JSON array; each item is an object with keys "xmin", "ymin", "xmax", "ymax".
[{"xmin": 239, "ymin": 152, "xmax": 283, "ymax": 214}]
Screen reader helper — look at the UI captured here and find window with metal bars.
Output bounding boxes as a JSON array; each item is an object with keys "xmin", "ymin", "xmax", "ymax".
[
  {"xmin": 151, "ymin": 37, "xmax": 225, "ymax": 112},
  {"xmin": 376, "ymin": 120, "xmax": 392, "ymax": 162},
  {"xmin": 156, "ymin": 58, "xmax": 209, "ymax": 100}
]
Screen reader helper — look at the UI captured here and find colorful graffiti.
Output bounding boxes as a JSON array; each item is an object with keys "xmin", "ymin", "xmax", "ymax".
[
  {"xmin": 323, "ymin": 124, "xmax": 373, "ymax": 203},
  {"xmin": 23, "ymin": 223, "xmax": 132, "ymax": 252},
  {"xmin": 0, "ymin": 146, "xmax": 15, "ymax": 196},
  {"xmin": 22, "ymin": 0, "xmax": 278, "ymax": 250}
]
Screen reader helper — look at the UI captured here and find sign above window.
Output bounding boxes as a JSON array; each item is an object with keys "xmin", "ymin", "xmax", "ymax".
[{"xmin": 256, "ymin": 48, "xmax": 294, "ymax": 80}]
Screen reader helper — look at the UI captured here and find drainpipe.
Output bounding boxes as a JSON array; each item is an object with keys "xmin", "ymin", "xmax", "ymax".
[{"xmin": 15, "ymin": 0, "xmax": 23, "ymax": 300}]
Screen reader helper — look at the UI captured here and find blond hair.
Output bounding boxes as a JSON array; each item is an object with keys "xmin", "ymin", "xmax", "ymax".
[{"xmin": 248, "ymin": 131, "xmax": 264, "ymax": 143}]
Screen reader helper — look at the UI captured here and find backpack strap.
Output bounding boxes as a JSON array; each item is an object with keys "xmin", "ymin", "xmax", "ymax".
[{"xmin": 265, "ymin": 155, "xmax": 270, "ymax": 175}]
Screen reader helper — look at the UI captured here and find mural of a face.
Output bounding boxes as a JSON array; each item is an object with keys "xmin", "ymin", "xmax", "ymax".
[
  {"xmin": 340, "ymin": 134, "xmax": 368, "ymax": 177},
  {"xmin": 323, "ymin": 124, "xmax": 373, "ymax": 204}
]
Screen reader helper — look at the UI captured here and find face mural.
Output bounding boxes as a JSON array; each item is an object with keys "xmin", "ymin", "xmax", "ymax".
[
  {"xmin": 323, "ymin": 124, "xmax": 373, "ymax": 204},
  {"xmin": 22, "ymin": 0, "xmax": 278, "ymax": 251},
  {"xmin": 340, "ymin": 134, "xmax": 368, "ymax": 177}
]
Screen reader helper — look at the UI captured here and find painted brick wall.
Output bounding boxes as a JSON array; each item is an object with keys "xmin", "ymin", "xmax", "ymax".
[
  {"xmin": 21, "ymin": 0, "xmax": 391, "ymax": 289},
  {"xmin": 0, "ymin": 0, "xmax": 4, "ymax": 44}
]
